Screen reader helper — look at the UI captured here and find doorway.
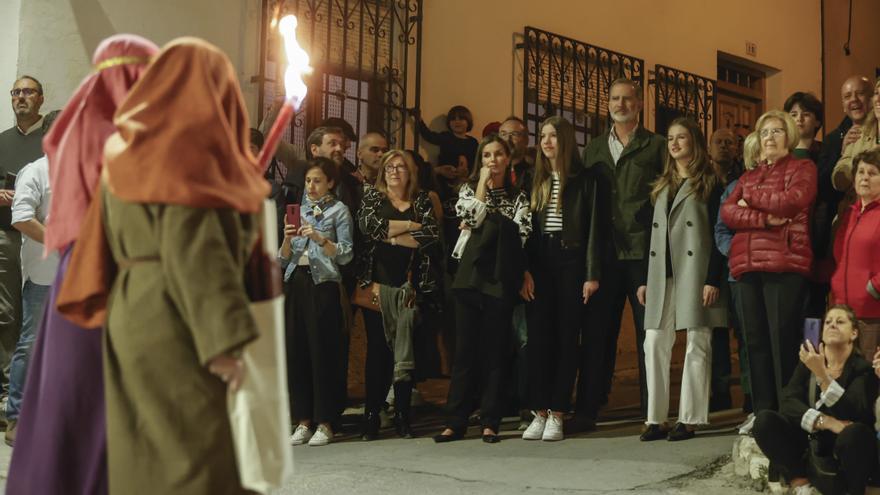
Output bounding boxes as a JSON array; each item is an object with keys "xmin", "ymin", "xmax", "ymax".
[{"xmin": 716, "ymin": 56, "xmax": 765, "ymax": 150}]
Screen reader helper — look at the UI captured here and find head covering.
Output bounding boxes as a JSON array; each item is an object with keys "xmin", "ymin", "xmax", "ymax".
[
  {"xmin": 104, "ymin": 37, "xmax": 269, "ymax": 212},
  {"xmin": 43, "ymin": 34, "xmax": 159, "ymax": 254},
  {"xmin": 320, "ymin": 117, "xmax": 356, "ymax": 142},
  {"xmin": 57, "ymin": 38, "xmax": 268, "ymax": 328}
]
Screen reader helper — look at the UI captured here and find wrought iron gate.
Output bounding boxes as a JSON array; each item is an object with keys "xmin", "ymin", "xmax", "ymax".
[
  {"xmin": 522, "ymin": 26, "xmax": 644, "ymax": 149},
  {"xmin": 257, "ymin": 0, "xmax": 423, "ymax": 161},
  {"xmin": 652, "ymin": 64, "xmax": 715, "ymax": 138}
]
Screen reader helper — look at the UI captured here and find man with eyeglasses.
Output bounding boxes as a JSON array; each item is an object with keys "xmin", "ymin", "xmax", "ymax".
[
  {"xmin": 0, "ymin": 76, "xmax": 46, "ymax": 412},
  {"xmin": 496, "ymin": 116, "xmax": 534, "ymax": 429},
  {"xmin": 499, "ymin": 116, "xmax": 532, "ymax": 194}
]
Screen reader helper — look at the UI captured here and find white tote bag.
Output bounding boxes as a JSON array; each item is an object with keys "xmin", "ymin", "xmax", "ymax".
[{"xmin": 228, "ymin": 200, "xmax": 293, "ymax": 493}]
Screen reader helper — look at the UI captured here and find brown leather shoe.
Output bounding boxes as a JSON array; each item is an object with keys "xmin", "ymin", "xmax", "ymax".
[{"xmin": 5, "ymin": 420, "xmax": 17, "ymax": 447}]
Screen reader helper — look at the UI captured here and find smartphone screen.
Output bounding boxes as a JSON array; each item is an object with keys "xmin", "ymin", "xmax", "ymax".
[
  {"xmin": 286, "ymin": 204, "xmax": 301, "ymax": 231},
  {"xmin": 4, "ymin": 172, "xmax": 16, "ymax": 189},
  {"xmin": 803, "ymin": 317, "xmax": 821, "ymax": 349}
]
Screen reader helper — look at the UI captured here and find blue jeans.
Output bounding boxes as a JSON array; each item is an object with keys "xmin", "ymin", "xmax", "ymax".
[{"xmin": 7, "ymin": 280, "xmax": 50, "ymax": 421}]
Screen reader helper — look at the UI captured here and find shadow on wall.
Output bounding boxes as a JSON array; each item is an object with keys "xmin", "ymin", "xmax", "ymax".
[{"xmin": 70, "ymin": 0, "xmax": 115, "ymax": 60}]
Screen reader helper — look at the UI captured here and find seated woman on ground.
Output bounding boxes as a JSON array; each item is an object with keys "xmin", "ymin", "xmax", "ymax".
[{"xmin": 752, "ymin": 305, "xmax": 878, "ymax": 495}]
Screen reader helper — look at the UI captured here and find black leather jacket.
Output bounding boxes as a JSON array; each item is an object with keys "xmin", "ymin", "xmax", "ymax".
[{"xmin": 525, "ymin": 161, "xmax": 602, "ymax": 281}]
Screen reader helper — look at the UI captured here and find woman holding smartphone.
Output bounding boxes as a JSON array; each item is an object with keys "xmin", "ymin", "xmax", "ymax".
[
  {"xmin": 521, "ymin": 116, "xmax": 601, "ymax": 442},
  {"xmin": 279, "ymin": 157, "xmax": 354, "ymax": 447},
  {"xmin": 753, "ymin": 305, "xmax": 876, "ymax": 495}
]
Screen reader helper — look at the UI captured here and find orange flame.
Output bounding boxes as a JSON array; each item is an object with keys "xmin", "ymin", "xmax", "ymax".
[{"xmin": 278, "ymin": 15, "xmax": 311, "ymax": 105}]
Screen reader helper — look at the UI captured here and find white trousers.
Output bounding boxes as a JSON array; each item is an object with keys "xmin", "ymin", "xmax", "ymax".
[{"xmin": 644, "ymin": 278, "xmax": 712, "ymax": 425}]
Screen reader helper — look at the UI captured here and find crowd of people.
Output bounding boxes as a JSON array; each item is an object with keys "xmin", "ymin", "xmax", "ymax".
[{"xmin": 1, "ymin": 31, "xmax": 880, "ymax": 494}]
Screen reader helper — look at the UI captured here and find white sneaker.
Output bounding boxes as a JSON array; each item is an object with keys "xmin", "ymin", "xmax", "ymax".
[
  {"xmin": 542, "ymin": 414, "xmax": 564, "ymax": 441},
  {"xmin": 308, "ymin": 425, "xmax": 332, "ymax": 446},
  {"xmin": 737, "ymin": 413, "xmax": 756, "ymax": 436},
  {"xmin": 522, "ymin": 412, "xmax": 547, "ymax": 440},
  {"xmin": 290, "ymin": 424, "xmax": 313, "ymax": 445}
]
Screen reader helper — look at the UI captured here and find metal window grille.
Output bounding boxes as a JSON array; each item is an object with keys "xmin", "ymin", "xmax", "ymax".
[
  {"xmin": 522, "ymin": 26, "xmax": 644, "ymax": 150},
  {"xmin": 653, "ymin": 64, "xmax": 716, "ymax": 138},
  {"xmin": 257, "ymin": 0, "xmax": 423, "ymax": 161}
]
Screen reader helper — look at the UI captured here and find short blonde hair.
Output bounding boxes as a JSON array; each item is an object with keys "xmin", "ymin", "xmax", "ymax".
[
  {"xmin": 743, "ymin": 132, "xmax": 761, "ymax": 170},
  {"xmin": 754, "ymin": 110, "xmax": 798, "ymax": 153},
  {"xmin": 374, "ymin": 149, "xmax": 419, "ymax": 201}
]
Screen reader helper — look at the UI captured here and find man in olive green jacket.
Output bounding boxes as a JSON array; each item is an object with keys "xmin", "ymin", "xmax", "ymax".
[{"xmin": 576, "ymin": 78, "xmax": 665, "ymax": 426}]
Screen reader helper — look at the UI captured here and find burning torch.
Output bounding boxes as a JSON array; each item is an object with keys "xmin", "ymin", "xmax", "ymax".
[{"xmin": 257, "ymin": 14, "xmax": 312, "ymax": 172}]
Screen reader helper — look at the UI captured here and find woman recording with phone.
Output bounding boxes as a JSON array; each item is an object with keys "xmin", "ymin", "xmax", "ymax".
[{"xmin": 279, "ymin": 157, "xmax": 354, "ymax": 447}]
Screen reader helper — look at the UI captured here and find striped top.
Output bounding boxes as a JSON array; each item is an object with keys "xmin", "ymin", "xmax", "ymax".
[{"xmin": 543, "ymin": 171, "xmax": 563, "ymax": 232}]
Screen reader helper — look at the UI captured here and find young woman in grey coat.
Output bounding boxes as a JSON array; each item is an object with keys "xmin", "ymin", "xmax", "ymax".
[{"xmin": 637, "ymin": 117, "xmax": 726, "ymax": 441}]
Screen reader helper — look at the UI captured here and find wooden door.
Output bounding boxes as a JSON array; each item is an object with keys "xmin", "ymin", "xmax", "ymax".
[{"xmin": 717, "ymin": 92, "xmax": 760, "ymax": 132}]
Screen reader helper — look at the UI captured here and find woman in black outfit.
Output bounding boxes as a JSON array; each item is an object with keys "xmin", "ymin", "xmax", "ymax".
[
  {"xmin": 433, "ymin": 135, "xmax": 532, "ymax": 443},
  {"xmin": 752, "ymin": 305, "xmax": 878, "ymax": 495},
  {"xmin": 520, "ymin": 116, "xmax": 602, "ymax": 442},
  {"xmin": 357, "ymin": 150, "xmax": 440, "ymax": 440}
]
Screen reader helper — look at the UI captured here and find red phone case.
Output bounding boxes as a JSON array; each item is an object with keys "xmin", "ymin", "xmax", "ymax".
[{"xmin": 286, "ymin": 204, "xmax": 301, "ymax": 230}]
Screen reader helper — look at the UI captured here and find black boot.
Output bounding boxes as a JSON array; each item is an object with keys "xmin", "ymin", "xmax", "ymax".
[
  {"xmin": 361, "ymin": 412, "xmax": 380, "ymax": 441},
  {"xmin": 393, "ymin": 381, "xmax": 414, "ymax": 438}
]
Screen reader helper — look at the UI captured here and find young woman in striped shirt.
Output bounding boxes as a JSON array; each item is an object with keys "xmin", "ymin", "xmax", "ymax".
[{"xmin": 521, "ymin": 116, "xmax": 602, "ymax": 441}]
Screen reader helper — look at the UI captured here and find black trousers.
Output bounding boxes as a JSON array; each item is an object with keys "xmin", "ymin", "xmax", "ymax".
[
  {"xmin": 527, "ymin": 235, "xmax": 586, "ymax": 413},
  {"xmin": 734, "ymin": 272, "xmax": 807, "ymax": 413},
  {"xmin": 710, "ymin": 327, "xmax": 733, "ymax": 409},
  {"xmin": 363, "ymin": 308, "xmax": 412, "ymax": 415},
  {"xmin": 286, "ymin": 267, "xmax": 343, "ymax": 424},
  {"xmin": 444, "ymin": 290, "xmax": 513, "ymax": 432},
  {"xmin": 753, "ymin": 410, "xmax": 875, "ymax": 494},
  {"xmin": 576, "ymin": 257, "xmax": 648, "ymax": 419}
]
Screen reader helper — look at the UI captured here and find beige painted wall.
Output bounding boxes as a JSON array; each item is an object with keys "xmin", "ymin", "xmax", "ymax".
[
  {"xmin": 417, "ymin": 0, "xmax": 822, "ymax": 146},
  {"xmin": 10, "ymin": 1, "xmax": 828, "ymax": 147},
  {"xmin": 823, "ymin": 0, "xmax": 880, "ymax": 130},
  {"xmin": 0, "ymin": 0, "xmax": 22, "ymax": 127},
  {"xmin": 13, "ymin": 0, "xmax": 263, "ymax": 124}
]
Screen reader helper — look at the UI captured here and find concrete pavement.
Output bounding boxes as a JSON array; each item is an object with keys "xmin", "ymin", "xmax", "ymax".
[
  {"xmin": 277, "ymin": 413, "xmax": 748, "ymax": 495},
  {"xmin": 0, "ymin": 414, "xmax": 750, "ymax": 494}
]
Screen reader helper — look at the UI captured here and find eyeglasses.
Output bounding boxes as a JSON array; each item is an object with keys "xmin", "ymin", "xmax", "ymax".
[
  {"xmin": 384, "ymin": 164, "xmax": 407, "ymax": 173},
  {"xmin": 10, "ymin": 88, "xmax": 40, "ymax": 98},
  {"xmin": 499, "ymin": 131, "xmax": 526, "ymax": 139},
  {"xmin": 759, "ymin": 128, "xmax": 786, "ymax": 138}
]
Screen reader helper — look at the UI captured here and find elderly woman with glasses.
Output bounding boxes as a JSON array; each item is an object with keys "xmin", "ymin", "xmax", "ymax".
[
  {"xmin": 720, "ymin": 110, "xmax": 818, "ymax": 417},
  {"xmin": 356, "ymin": 149, "xmax": 440, "ymax": 440}
]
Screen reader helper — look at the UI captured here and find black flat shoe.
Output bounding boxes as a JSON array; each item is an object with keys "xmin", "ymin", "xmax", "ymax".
[
  {"xmin": 361, "ymin": 412, "xmax": 380, "ymax": 441},
  {"xmin": 481, "ymin": 434, "xmax": 501, "ymax": 444},
  {"xmin": 433, "ymin": 429, "xmax": 465, "ymax": 443},
  {"xmin": 667, "ymin": 423, "xmax": 696, "ymax": 442},
  {"xmin": 639, "ymin": 423, "xmax": 669, "ymax": 442}
]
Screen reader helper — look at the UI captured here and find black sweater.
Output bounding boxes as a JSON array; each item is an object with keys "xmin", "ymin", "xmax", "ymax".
[{"xmin": 780, "ymin": 354, "xmax": 877, "ymax": 431}]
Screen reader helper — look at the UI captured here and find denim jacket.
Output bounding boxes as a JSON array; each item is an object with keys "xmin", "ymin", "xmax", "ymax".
[
  {"xmin": 279, "ymin": 194, "xmax": 354, "ymax": 284},
  {"xmin": 714, "ymin": 180, "xmax": 738, "ymax": 283}
]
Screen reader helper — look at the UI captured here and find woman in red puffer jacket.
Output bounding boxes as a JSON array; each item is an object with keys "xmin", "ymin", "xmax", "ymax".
[
  {"xmin": 831, "ymin": 149, "xmax": 880, "ymax": 357},
  {"xmin": 720, "ymin": 110, "xmax": 817, "ymax": 417}
]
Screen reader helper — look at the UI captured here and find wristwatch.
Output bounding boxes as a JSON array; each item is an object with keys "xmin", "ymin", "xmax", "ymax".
[{"xmin": 815, "ymin": 414, "xmax": 825, "ymax": 430}]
